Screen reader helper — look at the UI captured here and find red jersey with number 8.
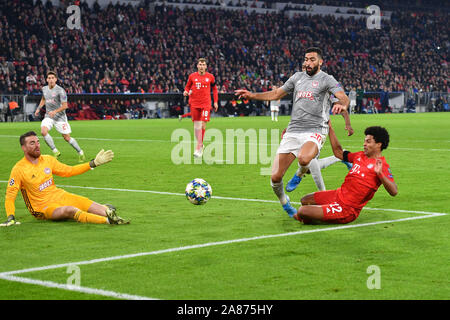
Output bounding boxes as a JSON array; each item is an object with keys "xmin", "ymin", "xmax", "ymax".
[
  {"xmin": 184, "ymin": 72, "xmax": 218, "ymax": 108},
  {"xmin": 337, "ymin": 151, "xmax": 395, "ymax": 209}
]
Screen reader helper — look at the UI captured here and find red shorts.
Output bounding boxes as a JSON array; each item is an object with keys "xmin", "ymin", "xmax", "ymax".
[
  {"xmin": 191, "ymin": 107, "xmax": 211, "ymax": 122},
  {"xmin": 313, "ymin": 190, "xmax": 361, "ymax": 224}
]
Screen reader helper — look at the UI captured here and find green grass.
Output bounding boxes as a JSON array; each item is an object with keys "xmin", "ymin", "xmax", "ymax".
[{"xmin": 0, "ymin": 113, "xmax": 449, "ymax": 300}]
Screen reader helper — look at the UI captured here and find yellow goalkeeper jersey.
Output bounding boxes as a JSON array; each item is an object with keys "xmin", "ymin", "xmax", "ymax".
[{"xmin": 5, "ymin": 155, "xmax": 91, "ymax": 217}]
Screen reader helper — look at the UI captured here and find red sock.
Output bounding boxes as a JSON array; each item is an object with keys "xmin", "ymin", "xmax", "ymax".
[{"xmin": 202, "ymin": 128, "xmax": 205, "ymax": 141}]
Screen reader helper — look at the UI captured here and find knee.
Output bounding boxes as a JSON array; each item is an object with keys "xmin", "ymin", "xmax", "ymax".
[
  {"xmin": 297, "ymin": 154, "xmax": 312, "ymax": 167},
  {"xmin": 63, "ymin": 134, "xmax": 71, "ymax": 142},
  {"xmin": 271, "ymin": 173, "xmax": 283, "ymax": 184},
  {"xmin": 62, "ymin": 206, "xmax": 78, "ymax": 219}
]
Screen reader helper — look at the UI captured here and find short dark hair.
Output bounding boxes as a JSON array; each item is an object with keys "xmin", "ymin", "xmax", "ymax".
[
  {"xmin": 365, "ymin": 126, "xmax": 390, "ymax": 150},
  {"xmin": 197, "ymin": 58, "xmax": 207, "ymax": 64},
  {"xmin": 20, "ymin": 131, "xmax": 37, "ymax": 146},
  {"xmin": 47, "ymin": 70, "xmax": 57, "ymax": 78},
  {"xmin": 305, "ymin": 47, "xmax": 323, "ymax": 60}
]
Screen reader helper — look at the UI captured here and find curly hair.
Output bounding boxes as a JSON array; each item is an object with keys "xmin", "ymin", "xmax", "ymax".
[{"xmin": 364, "ymin": 126, "xmax": 390, "ymax": 150}]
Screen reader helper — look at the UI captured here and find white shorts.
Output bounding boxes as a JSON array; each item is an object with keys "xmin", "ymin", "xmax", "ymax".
[
  {"xmin": 350, "ymin": 100, "xmax": 356, "ymax": 107},
  {"xmin": 41, "ymin": 117, "xmax": 72, "ymax": 134},
  {"xmin": 276, "ymin": 132, "xmax": 326, "ymax": 156},
  {"xmin": 270, "ymin": 106, "xmax": 279, "ymax": 112}
]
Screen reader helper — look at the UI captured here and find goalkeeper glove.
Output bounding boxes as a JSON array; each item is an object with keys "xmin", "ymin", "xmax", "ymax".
[
  {"xmin": 89, "ymin": 149, "xmax": 114, "ymax": 168},
  {"xmin": 0, "ymin": 215, "xmax": 21, "ymax": 227}
]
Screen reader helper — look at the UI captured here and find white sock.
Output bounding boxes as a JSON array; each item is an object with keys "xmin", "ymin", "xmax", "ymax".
[
  {"xmin": 68, "ymin": 137, "xmax": 82, "ymax": 153},
  {"xmin": 43, "ymin": 134, "xmax": 56, "ymax": 150},
  {"xmin": 295, "ymin": 163, "xmax": 309, "ymax": 178},
  {"xmin": 309, "ymin": 158, "xmax": 326, "ymax": 191},
  {"xmin": 271, "ymin": 179, "xmax": 287, "ymax": 205},
  {"xmin": 318, "ymin": 156, "xmax": 341, "ymax": 170}
]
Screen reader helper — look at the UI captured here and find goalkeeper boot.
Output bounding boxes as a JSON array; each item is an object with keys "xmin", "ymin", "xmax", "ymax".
[
  {"xmin": 282, "ymin": 195, "xmax": 297, "ymax": 218},
  {"xmin": 105, "ymin": 204, "xmax": 130, "ymax": 225},
  {"xmin": 285, "ymin": 173, "xmax": 302, "ymax": 192},
  {"xmin": 52, "ymin": 149, "xmax": 61, "ymax": 158}
]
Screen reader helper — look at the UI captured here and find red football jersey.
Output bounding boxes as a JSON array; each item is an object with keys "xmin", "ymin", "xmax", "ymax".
[
  {"xmin": 184, "ymin": 72, "xmax": 218, "ymax": 108},
  {"xmin": 337, "ymin": 151, "xmax": 395, "ymax": 209}
]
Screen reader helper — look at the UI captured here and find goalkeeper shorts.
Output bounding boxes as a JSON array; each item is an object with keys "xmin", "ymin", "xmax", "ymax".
[{"xmin": 39, "ymin": 191, "xmax": 94, "ymax": 220}]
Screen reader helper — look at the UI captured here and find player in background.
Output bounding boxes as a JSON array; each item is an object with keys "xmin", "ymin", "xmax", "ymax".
[
  {"xmin": 1, "ymin": 131, "xmax": 129, "ymax": 227},
  {"xmin": 34, "ymin": 71, "xmax": 85, "ymax": 162},
  {"xmin": 235, "ymin": 47, "xmax": 350, "ymax": 217},
  {"xmin": 183, "ymin": 58, "xmax": 219, "ymax": 158},
  {"xmin": 293, "ymin": 121, "xmax": 397, "ymax": 224},
  {"xmin": 269, "ymin": 85, "xmax": 281, "ymax": 121}
]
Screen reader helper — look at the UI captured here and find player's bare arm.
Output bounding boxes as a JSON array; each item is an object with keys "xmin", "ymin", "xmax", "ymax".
[
  {"xmin": 340, "ymin": 108, "xmax": 354, "ymax": 136},
  {"xmin": 235, "ymin": 87, "xmax": 288, "ymax": 101},
  {"xmin": 331, "ymin": 91, "xmax": 350, "ymax": 114},
  {"xmin": 375, "ymin": 159, "xmax": 398, "ymax": 196},
  {"xmin": 327, "ymin": 121, "xmax": 344, "ymax": 160},
  {"xmin": 34, "ymin": 97, "xmax": 45, "ymax": 116}
]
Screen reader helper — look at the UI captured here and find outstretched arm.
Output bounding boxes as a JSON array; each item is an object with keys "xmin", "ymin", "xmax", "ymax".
[{"xmin": 235, "ymin": 87, "xmax": 288, "ymax": 101}]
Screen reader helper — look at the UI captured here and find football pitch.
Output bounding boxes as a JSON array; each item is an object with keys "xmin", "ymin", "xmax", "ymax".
[{"xmin": 0, "ymin": 112, "xmax": 449, "ymax": 300}]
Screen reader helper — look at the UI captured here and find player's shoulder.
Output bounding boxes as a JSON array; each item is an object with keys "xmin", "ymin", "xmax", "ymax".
[
  {"xmin": 317, "ymin": 70, "xmax": 335, "ymax": 80},
  {"xmin": 55, "ymin": 84, "xmax": 66, "ymax": 92},
  {"xmin": 41, "ymin": 154, "xmax": 56, "ymax": 163},
  {"xmin": 349, "ymin": 151, "xmax": 365, "ymax": 160},
  {"xmin": 11, "ymin": 157, "xmax": 27, "ymax": 171},
  {"xmin": 11, "ymin": 157, "xmax": 35, "ymax": 174},
  {"xmin": 287, "ymin": 71, "xmax": 304, "ymax": 82}
]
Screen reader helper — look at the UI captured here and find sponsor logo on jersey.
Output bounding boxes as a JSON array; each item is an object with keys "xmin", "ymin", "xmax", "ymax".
[
  {"xmin": 296, "ymin": 91, "xmax": 314, "ymax": 101},
  {"xmin": 39, "ymin": 178, "xmax": 53, "ymax": 191}
]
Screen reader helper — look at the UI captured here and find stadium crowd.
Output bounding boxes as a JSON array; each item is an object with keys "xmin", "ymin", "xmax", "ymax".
[{"xmin": 0, "ymin": 0, "xmax": 448, "ymax": 117}]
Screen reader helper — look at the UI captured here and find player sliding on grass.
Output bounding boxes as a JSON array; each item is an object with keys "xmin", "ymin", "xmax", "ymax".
[
  {"xmin": 183, "ymin": 58, "xmax": 219, "ymax": 158},
  {"xmin": 235, "ymin": 47, "xmax": 350, "ymax": 217},
  {"xmin": 1, "ymin": 131, "xmax": 129, "ymax": 227},
  {"xmin": 293, "ymin": 121, "xmax": 398, "ymax": 224}
]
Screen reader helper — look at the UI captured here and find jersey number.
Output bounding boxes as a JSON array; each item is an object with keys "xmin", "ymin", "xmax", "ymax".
[{"xmin": 326, "ymin": 202, "xmax": 343, "ymax": 214}]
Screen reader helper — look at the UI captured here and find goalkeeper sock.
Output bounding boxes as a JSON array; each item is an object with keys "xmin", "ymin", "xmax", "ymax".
[
  {"xmin": 68, "ymin": 137, "xmax": 82, "ymax": 153},
  {"xmin": 74, "ymin": 210, "xmax": 108, "ymax": 224},
  {"xmin": 43, "ymin": 133, "xmax": 57, "ymax": 151}
]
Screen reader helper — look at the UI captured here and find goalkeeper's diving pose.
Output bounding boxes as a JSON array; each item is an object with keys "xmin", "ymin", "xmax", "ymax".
[{"xmin": 2, "ymin": 131, "xmax": 129, "ymax": 226}]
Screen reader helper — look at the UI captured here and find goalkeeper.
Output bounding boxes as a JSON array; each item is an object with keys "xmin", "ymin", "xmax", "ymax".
[{"xmin": 2, "ymin": 131, "xmax": 129, "ymax": 226}]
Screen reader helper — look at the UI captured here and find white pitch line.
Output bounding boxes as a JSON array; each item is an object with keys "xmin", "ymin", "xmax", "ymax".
[
  {"xmin": 0, "ymin": 181, "xmax": 448, "ymax": 216},
  {"xmin": 0, "ymin": 274, "xmax": 156, "ymax": 300},
  {"xmin": 0, "ymin": 213, "xmax": 443, "ymax": 278}
]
